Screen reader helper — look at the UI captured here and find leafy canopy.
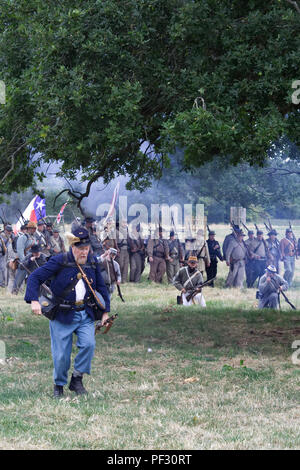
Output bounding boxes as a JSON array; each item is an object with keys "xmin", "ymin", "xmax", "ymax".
[{"xmin": 0, "ymin": 0, "xmax": 299, "ymax": 201}]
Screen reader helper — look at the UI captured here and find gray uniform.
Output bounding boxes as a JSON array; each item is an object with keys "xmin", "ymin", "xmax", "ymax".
[
  {"xmin": 258, "ymin": 273, "xmax": 288, "ymax": 309},
  {"xmin": 225, "ymin": 238, "xmax": 247, "ymax": 288}
]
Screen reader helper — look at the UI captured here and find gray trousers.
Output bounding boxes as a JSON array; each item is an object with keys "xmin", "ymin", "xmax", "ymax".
[
  {"xmin": 226, "ymin": 260, "xmax": 245, "ymax": 288},
  {"xmin": 0, "ymin": 256, "xmax": 7, "ymax": 287},
  {"xmin": 118, "ymin": 249, "xmax": 129, "ymax": 283},
  {"xmin": 130, "ymin": 252, "xmax": 143, "ymax": 282},
  {"xmin": 283, "ymin": 256, "xmax": 295, "ymax": 287},
  {"xmin": 259, "ymin": 292, "xmax": 279, "ymax": 309},
  {"xmin": 166, "ymin": 259, "xmax": 180, "ymax": 284}
]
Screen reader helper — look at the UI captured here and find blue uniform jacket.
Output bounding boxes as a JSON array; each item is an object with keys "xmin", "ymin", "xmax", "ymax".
[{"xmin": 24, "ymin": 249, "xmax": 110, "ymax": 324}]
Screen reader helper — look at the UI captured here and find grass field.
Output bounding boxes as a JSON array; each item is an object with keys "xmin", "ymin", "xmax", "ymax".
[{"xmin": 0, "ymin": 224, "xmax": 299, "ymax": 450}]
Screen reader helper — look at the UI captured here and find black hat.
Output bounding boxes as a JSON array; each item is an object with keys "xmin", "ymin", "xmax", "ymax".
[
  {"xmin": 286, "ymin": 228, "xmax": 292, "ymax": 233},
  {"xmin": 209, "ymin": 231, "xmax": 215, "ymax": 236},
  {"xmin": 46, "ymin": 222, "xmax": 53, "ymax": 227},
  {"xmin": 84, "ymin": 217, "xmax": 95, "ymax": 223},
  {"xmin": 21, "ymin": 224, "xmax": 28, "ymax": 230},
  {"xmin": 256, "ymin": 230, "xmax": 264, "ymax": 235},
  {"xmin": 69, "ymin": 227, "xmax": 90, "ymax": 247},
  {"xmin": 5, "ymin": 225, "xmax": 13, "ymax": 232},
  {"xmin": 248, "ymin": 230, "xmax": 254, "ymax": 235},
  {"xmin": 37, "ymin": 219, "xmax": 45, "ymax": 226},
  {"xmin": 30, "ymin": 244, "xmax": 40, "ymax": 253},
  {"xmin": 268, "ymin": 229, "xmax": 278, "ymax": 236},
  {"xmin": 170, "ymin": 230, "xmax": 175, "ymax": 237}
]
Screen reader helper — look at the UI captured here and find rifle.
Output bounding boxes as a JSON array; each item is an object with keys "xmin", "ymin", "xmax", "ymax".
[
  {"xmin": 289, "ymin": 221, "xmax": 298, "ymax": 260},
  {"xmin": 109, "ymin": 253, "xmax": 125, "ymax": 302},
  {"xmin": 185, "ymin": 276, "xmax": 216, "ymax": 302},
  {"xmin": 270, "ymin": 277, "xmax": 296, "ymax": 310},
  {"xmin": 241, "ymin": 221, "xmax": 250, "ymax": 233},
  {"xmin": 19, "ymin": 259, "xmax": 52, "ymax": 295},
  {"xmin": 95, "ymin": 313, "xmax": 118, "ymax": 335}
]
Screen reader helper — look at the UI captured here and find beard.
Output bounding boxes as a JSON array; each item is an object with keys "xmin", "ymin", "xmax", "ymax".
[{"xmin": 188, "ymin": 266, "xmax": 197, "ymax": 273}]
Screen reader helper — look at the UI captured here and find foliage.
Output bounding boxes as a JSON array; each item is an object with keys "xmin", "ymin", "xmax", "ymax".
[{"xmin": 0, "ymin": 0, "xmax": 299, "ymax": 204}]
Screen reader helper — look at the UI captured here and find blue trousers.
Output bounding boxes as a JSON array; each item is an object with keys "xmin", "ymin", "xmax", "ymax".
[{"xmin": 49, "ymin": 310, "xmax": 95, "ymax": 386}]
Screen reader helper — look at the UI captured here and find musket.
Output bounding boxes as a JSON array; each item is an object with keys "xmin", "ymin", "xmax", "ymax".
[
  {"xmin": 17, "ymin": 209, "xmax": 27, "ymax": 224},
  {"xmin": 109, "ymin": 255, "xmax": 125, "ymax": 302},
  {"xmin": 264, "ymin": 222, "xmax": 271, "ymax": 232},
  {"xmin": 185, "ymin": 276, "xmax": 217, "ymax": 302},
  {"xmin": 268, "ymin": 218, "xmax": 273, "ymax": 231},
  {"xmin": 289, "ymin": 221, "xmax": 298, "ymax": 259},
  {"xmin": 95, "ymin": 313, "xmax": 118, "ymax": 335},
  {"xmin": 270, "ymin": 277, "xmax": 296, "ymax": 310},
  {"xmin": 241, "ymin": 221, "xmax": 249, "ymax": 233},
  {"xmin": 19, "ymin": 259, "xmax": 52, "ymax": 295}
]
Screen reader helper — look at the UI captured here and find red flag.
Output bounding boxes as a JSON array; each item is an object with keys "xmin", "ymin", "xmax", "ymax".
[{"xmin": 56, "ymin": 202, "xmax": 68, "ymax": 224}]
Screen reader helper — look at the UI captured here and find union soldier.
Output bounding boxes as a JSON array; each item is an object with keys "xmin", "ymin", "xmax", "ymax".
[
  {"xmin": 280, "ymin": 228, "xmax": 296, "ymax": 287},
  {"xmin": 205, "ymin": 231, "xmax": 223, "ymax": 287},
  {"xmin": 166, "ymin": 230, "xmax": 184, "ymax": 283},
  {"xmin": 258, "ymin": 265, "xmax": 288, "ymax": 309},
  {"xmin": 173, "ymin": 255, "xmax": 206, "ymax": 307},
  {"xmin": 128, "ymin": 223, "xmax": 145, "ymax": 283},
  {"xmin": 266, "ymin": 229, "xmax": 281, "ymax": 274},
  {"xmin": 247, "ymin": 230, "xmax": 268, "ymax": 287},
  {"xmin": 225, "ymin": 229, "xmax": 247, "ymax": 288},
  {"xmin": 244, "ymin": 230, "xmax": 255, "ymax": 288},
  {"xmin": 25, "ymin": 227, "xmax": 110, "ymax": 397},
  {"xmin": 147, "ymin": 227, "xmax": 170, "ymax": 283}
]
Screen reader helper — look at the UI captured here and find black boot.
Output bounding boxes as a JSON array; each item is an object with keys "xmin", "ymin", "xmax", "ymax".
[
  {"xmin": 69, "ymin": 374, "xmax": 87, "ymax": 395},
  {"xmin": 53, "ymin": 384, "xmax": 64, "ymax": 398}
]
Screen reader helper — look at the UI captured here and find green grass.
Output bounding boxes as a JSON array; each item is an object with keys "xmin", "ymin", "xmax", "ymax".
[{"xmin": 0, "ymin": 223, "xmax": 299, "ymax": 449}]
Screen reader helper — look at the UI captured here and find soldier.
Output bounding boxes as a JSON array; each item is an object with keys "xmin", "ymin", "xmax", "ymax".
[
  {"xmin": 222, "ymin": 224, "xmax": 239, "ymax": 260},
  {"xmin": 280, "ymin": 228, "xmax": 297, "ymax": 287},
  {"xmin": 266, "ymin": 229, "xmax": 281, "ymax": 274},
  {"xmin": 128, "ymin": 223, "xmax": 145, "ymax": 283},
  {"xmin": 98, "ymin": 247, "xmax": 121, "ymax": 298},
  {"xmin": 116, "ymin": 220, "xmax": 130, "ymax": 283},
  {"xmin": 49, "ymin": 228, "xmax": 66, "ymax": 256},
  {"xmin": 16, "ymin": 221, "xmax": 36, "ymax": 261},
  {"xmin": 247, "ymin": 230, "xmax": 268, "ymax": 287},
  {"xmin": 244, "ymin": 230, "xmax": 255, "ymax": 288},
  {"xmin": 25, "ymin": 227, "xmax": 110, "ymax": 397},
  {"xmin": 258, "ymin": 265, "xmax": 288, "ymax": 309},
  {"xmin": 205, "ymin": 231, "xmax": 223, "ymax": 287},
  {"xmin": 45, "ymin": 222, "xmax": 54, "ymax": 244},
  {"xmin": 1, "ymin": 225, "xmax": 15, "ymax": 291},
  {"xmin": 71, "ymin": 217, "xmax": 81, "ymax": 233},
  {"xmin": 35, "ymin": 220, "xmax": 51, "ymax": 258},
  {"xmin": 147, "ymin": 227, "xmax": 170, "ymax": 283},
  {"xmin": 13, "ymin": 244, "xmax": 48, "ymax": 294},
  {"xmin": 184, "ymin": 230, "xmax": 210, "ymax": 276},
  {"xmin": 225, "ymin": 229, "xmax": 247, "ymax": 288},
  {"xmin": 0, "ymin": 230, "xmax": 7, "ymax": 288},
  {"xmin": 173, "ymin": 255, "xmax": 206, "ymax": 307},
  {"xmin": 166, "ymin": 230, "xmax": 184, "ymax": 283}
]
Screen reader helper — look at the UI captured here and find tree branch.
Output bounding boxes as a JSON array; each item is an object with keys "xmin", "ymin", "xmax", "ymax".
[{"xmin": 285, "ymin": 0, "xmax": 300, "ymax": 15}]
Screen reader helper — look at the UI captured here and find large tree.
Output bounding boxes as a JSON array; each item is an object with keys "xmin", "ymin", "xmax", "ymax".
[{"xmin": 0, "ymin": 0, "xmax": 299, "ymax": 206}]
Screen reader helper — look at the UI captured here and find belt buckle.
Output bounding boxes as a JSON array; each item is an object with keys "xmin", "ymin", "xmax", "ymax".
[{"xmin": 75, "ymin": 300, "xmax": 84, "ymax": 306}]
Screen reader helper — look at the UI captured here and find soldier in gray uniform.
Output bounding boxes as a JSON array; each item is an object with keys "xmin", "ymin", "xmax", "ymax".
[
  {"xmin": 225, "ymin": 229, "xmax": 247, "ymax": 288},
  {"xmin": 258, "ymin": 265, "xmax": 288, "ymax": 309},
  {"xmin": 116, "ymin": 221, "xmax": 130, "ymax": 283},
  {"xmin": 129, "ymin": 224, "xmax": 145, "ymax": 283},
  {"xmin": 0, "ymin": 231, "xmax": 7, "ymax": 287},
  {"xmin": 244, "ymin": 230, "xmax": 255, "ymax": 288},
  {"xmin": 266, "ymin": 230, "xmax": 281, "ymax": 274},
  {"xmin": 34, "ymin": 220, "xmax": 51, "ymax": 259},
  {"xmin": 166, "ymin": 231, "xmax": 184, "ymax": 283}
]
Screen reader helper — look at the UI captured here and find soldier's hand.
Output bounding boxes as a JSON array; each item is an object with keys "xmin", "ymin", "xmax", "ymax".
[
  {"xmin": 101, "ymin": 312, "xmax": 109, "ymax": 326},
  {"xmin": 149, "ymin": 256, "xmax": 153, "ymax": 263},
  {"xmin": 31, "ymin": 301, "xmax": 42, "ymax": 316},
  {"xmin": 181, "ymin": 288, "xmax": 186, "ymax": 294}
]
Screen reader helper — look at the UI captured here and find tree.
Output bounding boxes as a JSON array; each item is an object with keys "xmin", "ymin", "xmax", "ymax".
[{"xmin": 0, "ymin": 0, "xmax": 299, "ymax": 207}]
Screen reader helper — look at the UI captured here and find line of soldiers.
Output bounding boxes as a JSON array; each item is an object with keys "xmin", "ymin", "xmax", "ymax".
[
  {"xmin": 223, "ymin": 226, "xmax": 298, "ymax": 289},
  {"xmin": 0, "ymin": 219, "xmax": 66, "ymax": 294}
]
